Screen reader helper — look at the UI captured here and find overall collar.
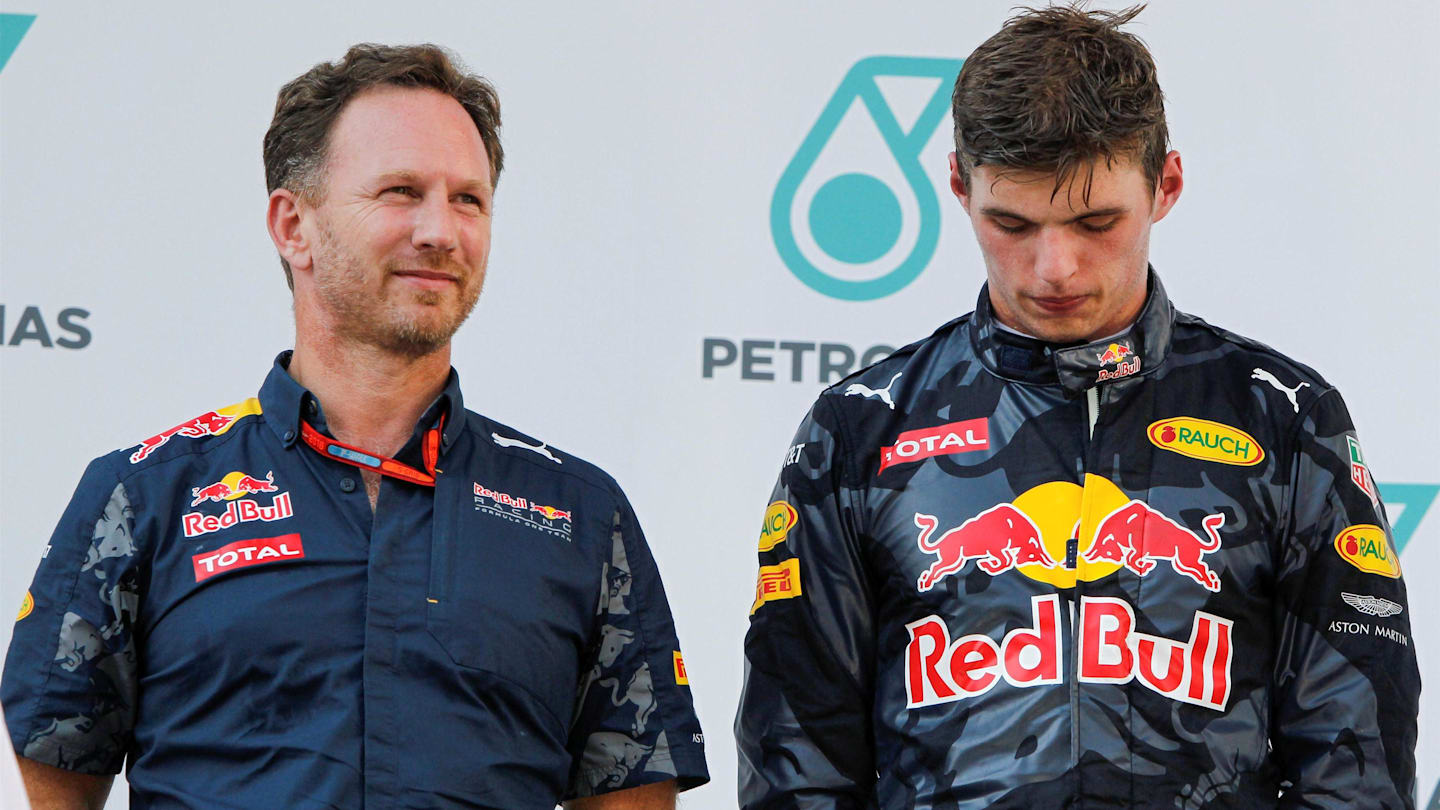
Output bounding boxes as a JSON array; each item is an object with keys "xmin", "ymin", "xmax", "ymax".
[
  {"xmin": 968, "ymin": 268, "xmax": 1175, "ymax": 396},
  {"xmin": 258, "ymin": 350, "xmax": 467, "ymax": 454}
]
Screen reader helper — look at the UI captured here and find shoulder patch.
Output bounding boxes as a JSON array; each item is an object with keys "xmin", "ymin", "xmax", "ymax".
[
  {"xmin": 1334, "ymin": 525, "xmax": 1401, "ymax": 578},
  {"xmin": 750, "ymin": 558, "xmax": 802, "ymax": 614},
  {"xmin": 130, "ymin": 398, "xmax": 262, "ymax": 463},
  {"xmin": 758, "ymin": 501, "xmax": 798, "ymax": 552}
]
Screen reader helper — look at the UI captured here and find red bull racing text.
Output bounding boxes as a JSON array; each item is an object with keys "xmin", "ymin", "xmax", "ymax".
[
  {"xmin": 473, "ymin": 481, "xmax": 574, "ymax": 540},
  {"xmin": 905, "ymin": 594, "xmax": 1234, "ymax": 712},
  {"xmin": 182, "ymin": 492, "xmax": 294, "ymax": 538}
]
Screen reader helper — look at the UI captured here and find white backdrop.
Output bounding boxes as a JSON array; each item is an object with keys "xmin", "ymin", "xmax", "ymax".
[{"xmin": 1, "ymin": 2, "xmax": 1437, "ymax": 807}]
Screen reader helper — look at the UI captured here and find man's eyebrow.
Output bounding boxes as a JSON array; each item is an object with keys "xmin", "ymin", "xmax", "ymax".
[
  {"xmin": 979, "ymin": 205, "xmax": 1127, "ymax": 224},
  {"xmin": 374, "ymin": 170, "xmax": 491, "ymax": 196}
]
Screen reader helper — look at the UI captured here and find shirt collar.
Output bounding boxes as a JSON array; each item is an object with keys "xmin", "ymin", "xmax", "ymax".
[
  {"xmin": 257, "ymin": 350, "xmax": 467, "ymax": 453},
  {"xmin": 968, "ymin": 267, "xmax": 1175, "ymax": 396}
]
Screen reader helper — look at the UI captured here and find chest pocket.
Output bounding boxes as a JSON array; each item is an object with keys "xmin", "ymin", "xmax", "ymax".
[{"xmin": 425, "ymin": 473, "xmax": 599, "ymax": 726}]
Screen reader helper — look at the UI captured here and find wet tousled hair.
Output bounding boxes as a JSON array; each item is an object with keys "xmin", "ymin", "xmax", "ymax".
[
  {"xmin": 263, "ymin": 43, "xmax": 503, "ymax": 289},
  {"xmin": 951, "ymin": 4, "xmax": 1168, "ymax": 203}
]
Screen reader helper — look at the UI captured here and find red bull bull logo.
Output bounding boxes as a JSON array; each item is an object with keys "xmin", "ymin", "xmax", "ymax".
[
  {"xmin": 913, "ymin": 475, "xmax": 1227, "ymax": 592},
  {"xmin": 914, "ymin": 506, "xmax": 1053, "ymax": 590},
  {"xmin": 1096, "ymin": 342, "xmax": 1133, "ymax": 366},
  {"xmin": 530, "ymin": 504, "xmax": 573, "ymax": 522},
  {"xmin": 130, "ymin": 398, "xmax": 263, "ymax": 464},
  {"xmin": 190, "ymin": 471, "xmax": 278, "ymax": 506},
  {"xmin": 905, "ymin": 594, "xmax": 1234, "ymax": 712}
]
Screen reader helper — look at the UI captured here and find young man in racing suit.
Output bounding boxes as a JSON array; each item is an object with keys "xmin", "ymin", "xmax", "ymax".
[{"xmin": 736, "ymin": 6, "xmax": 1419, "ymax": 808}]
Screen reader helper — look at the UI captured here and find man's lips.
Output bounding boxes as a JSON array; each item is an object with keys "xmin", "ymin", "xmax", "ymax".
[
  {"xmin": 392, "ymin": 269, "xmax": 460, "ymax": 290},
  {"xmin": 1030, "ymin": 295, "xmax": 1086, "ymax": 314}
]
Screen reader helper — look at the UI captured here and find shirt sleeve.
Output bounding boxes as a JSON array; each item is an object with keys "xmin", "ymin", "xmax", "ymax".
[
  {"xmin": 1273, "ymin": 388, "xmax": 1419, "ymax": 809},
  {"xmin": 564, "ymin": 496, "xmax": 709, "ymax": 799},
  {"xmin": 735, "ymin": 395, "xmax": 876, "ymax": 809},
  {"xmin": 2, "ymin": 456, "xmax": 141, "ymax": 774}
]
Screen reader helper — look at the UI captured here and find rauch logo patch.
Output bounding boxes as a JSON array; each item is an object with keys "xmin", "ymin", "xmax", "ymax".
[
  {"xmin": 1334, "ymin": 524, "xmax": 1400, "ymax": 578},
  {"xmin": 758, "ymin": 501, "xmax": 799, "ymax": 552},
  {"xmin": 1147, "ymin": 418, "xmax": 1263, "ymax": 466}
]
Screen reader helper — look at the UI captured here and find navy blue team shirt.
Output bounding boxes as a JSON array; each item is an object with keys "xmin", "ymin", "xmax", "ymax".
[{"xmin": 3, "ymin": 352, "xmax": 708, "ymax": 808}]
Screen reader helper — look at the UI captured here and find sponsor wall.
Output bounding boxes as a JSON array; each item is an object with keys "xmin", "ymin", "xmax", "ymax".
[{"xmin": 1, "ymin": 3, "xmax": 1436, "ymax": 807}]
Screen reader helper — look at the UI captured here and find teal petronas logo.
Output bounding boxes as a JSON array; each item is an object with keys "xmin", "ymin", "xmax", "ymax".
[
  {"xmin": 772, "ymin": 57, "xmax": 963, "ymax": 301},
  {"xmin": 0, "ymin": 14, "xmax": 35, "ymax": 73}
]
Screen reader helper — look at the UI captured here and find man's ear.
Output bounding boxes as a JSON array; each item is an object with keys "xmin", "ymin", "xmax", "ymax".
[
  {"xmin": 1150, "ymin": 150, "xmax": 1183, "ymax": 224},
  {"xmin": 267, "ymin": 188, "xmax": 313, "ymax": 274},
  {"xmin": 949, "ymin": 152, "xmax": 971, "ymax": 213}
]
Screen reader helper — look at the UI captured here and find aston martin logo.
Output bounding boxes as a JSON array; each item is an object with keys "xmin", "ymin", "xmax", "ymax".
[{"xmin": 1341, "ymin": 592, "xmax": 1403, "ymax": 617}]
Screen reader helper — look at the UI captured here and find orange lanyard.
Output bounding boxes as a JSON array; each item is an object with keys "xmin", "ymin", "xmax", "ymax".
[{"xmin": 298, "ymin": 415, "xmax": 443, "ymax": 487}]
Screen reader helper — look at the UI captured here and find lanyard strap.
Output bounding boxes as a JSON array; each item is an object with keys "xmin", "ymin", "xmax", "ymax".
[{"xmin": 298, "ymin": 415, "xmax": 443, "ymax": 487}]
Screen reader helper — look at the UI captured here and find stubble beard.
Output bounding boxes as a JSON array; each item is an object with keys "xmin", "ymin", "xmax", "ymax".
[{"xmin": 311, "ymin": 224, "xmax": 484, "ymax": 359}]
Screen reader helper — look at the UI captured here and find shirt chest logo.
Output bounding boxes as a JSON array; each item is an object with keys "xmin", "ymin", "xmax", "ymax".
[
  {"xmin": 879, "ymin": 418, "xmax": 989, "ymax": 474},
  {"xmin": 473, "ymin": 481, "xmax": 574, "ymax": 540},
  {"xmin": 181, "ymin": 471, "xmax": 295, "ymax": 538},
  {"xmin": 192, "ymin": 534, "xmax": 305, "ymax": 582},
  {"xmin": 1147, "ymin": 418, "xmax": 1264, "ymax": 466}
]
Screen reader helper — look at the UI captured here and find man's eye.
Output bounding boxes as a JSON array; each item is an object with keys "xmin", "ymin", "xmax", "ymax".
[
  {"xmin": 1079, "ymin": 218, "xmax": 1119, "ymax": 233},
  {"xmin": 384, "ymin": 186, "xmax": 416, "ymax": 197},
  {"xmin": 455, "ymin": 193, "xmax": 483, "ymax": 207},
  {"xmin": 993, "ymin": 219, "xmax": 1030, "ymax": 234}
]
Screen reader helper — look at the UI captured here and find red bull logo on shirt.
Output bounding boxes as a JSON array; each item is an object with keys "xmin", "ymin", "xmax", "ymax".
[
  {"xmin": 182, "ymin": 491, "xmax": 294, "ymax": 539},
  {"xmin": 913, "ymin": 475, "xmax": 1226, "ymax": 592},
  {"xmin": 473, "ymin": 481, "xmax": 574, "ymax": 540},
  {"xmin": 130, "ymin": 398, "xmax": 263, "ymax": 463},
  {"xmin": 1097, "ymin": 342, "xmax": 1133, "ymax": 366},
  {"xmin": 190, "ymin": 471, "xmax": 279, "ymax": 506},
  {"xmin": 1095, "ymin": 341, "xmax": 1140, "ymax": 382},
  {"xmin": 905, "ymin": 594, "xmax": 1234, "ymax": 711}
]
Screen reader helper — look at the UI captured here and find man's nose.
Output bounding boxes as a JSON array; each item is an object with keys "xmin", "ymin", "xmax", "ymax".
[
  {"xmin": 411, "ymin": 193, "xmax": 459, "ymax": 252},
  {"xmin": 1032, "ymin": 227, "xmax": 1079, "ymax": 284}
]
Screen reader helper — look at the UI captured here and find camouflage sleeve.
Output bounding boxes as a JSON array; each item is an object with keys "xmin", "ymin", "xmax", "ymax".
[
  {"xmin": 736, "ymin": 396, "xmax": 875, "ymax": 809},
  {"xmin": 564, "ymin": 499, "xmax": 709, "ymax": 799},
  {"xmin": 1273, "ymin": 388, "xmax": 1419, "ymax": 808},
  {"xmin": 1, "ymin": 456, "xmax": 141, "ymax": 774}
]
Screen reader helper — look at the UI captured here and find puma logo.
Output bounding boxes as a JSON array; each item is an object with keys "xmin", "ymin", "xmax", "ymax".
[
  {"xmin": 492, "ymin": 432, "xmax": 561, "ymax": 464},
  {"xmin": 844, "ymin": 372, "xmax": 902, "ymax": 410},
  {"xmin": 1251, "ymin": 368, "xmax": 1309, "ymax": 413}
]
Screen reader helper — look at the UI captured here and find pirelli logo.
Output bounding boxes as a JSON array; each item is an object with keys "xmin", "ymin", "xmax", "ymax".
[{"xmin": 750, "ymin": 558, "xmax": 802, "ymax": 614}]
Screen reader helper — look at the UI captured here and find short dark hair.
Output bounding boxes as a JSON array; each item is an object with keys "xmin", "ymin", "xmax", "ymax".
[
  {"xmin": 951, "ymin": 4, "xmax": 1167, "ymax": 203},
  {"xmin": 263, "ymin": 43, "xmax": 504, "ymax": 289}
]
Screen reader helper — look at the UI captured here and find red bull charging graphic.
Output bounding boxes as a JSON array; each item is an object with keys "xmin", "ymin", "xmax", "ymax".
[
  {"xmin": 182, "ymin": 471, "xmax": 293, "ymax": 539},
  {"xmin": 130, "ymin": 398, "xmax": 263, "ymax": 463},
  {"xmin": 904, "ymin": 475, "xmax": 1236, "ymax": 712}
]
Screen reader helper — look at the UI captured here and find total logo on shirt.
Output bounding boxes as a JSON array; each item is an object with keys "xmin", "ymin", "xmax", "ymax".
[{"xmin": 181, "ymin": 471, "xmax": 295, "ymax": 538}]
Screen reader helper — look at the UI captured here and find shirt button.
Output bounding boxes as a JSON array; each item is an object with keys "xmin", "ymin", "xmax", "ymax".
[
  {"xmin": 340, "ymin": 477, "xmax": 357, "ymax": 493},
  {"xmin": 283, "ymin": 430, "xmax": 295, "ymax": 442}
]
